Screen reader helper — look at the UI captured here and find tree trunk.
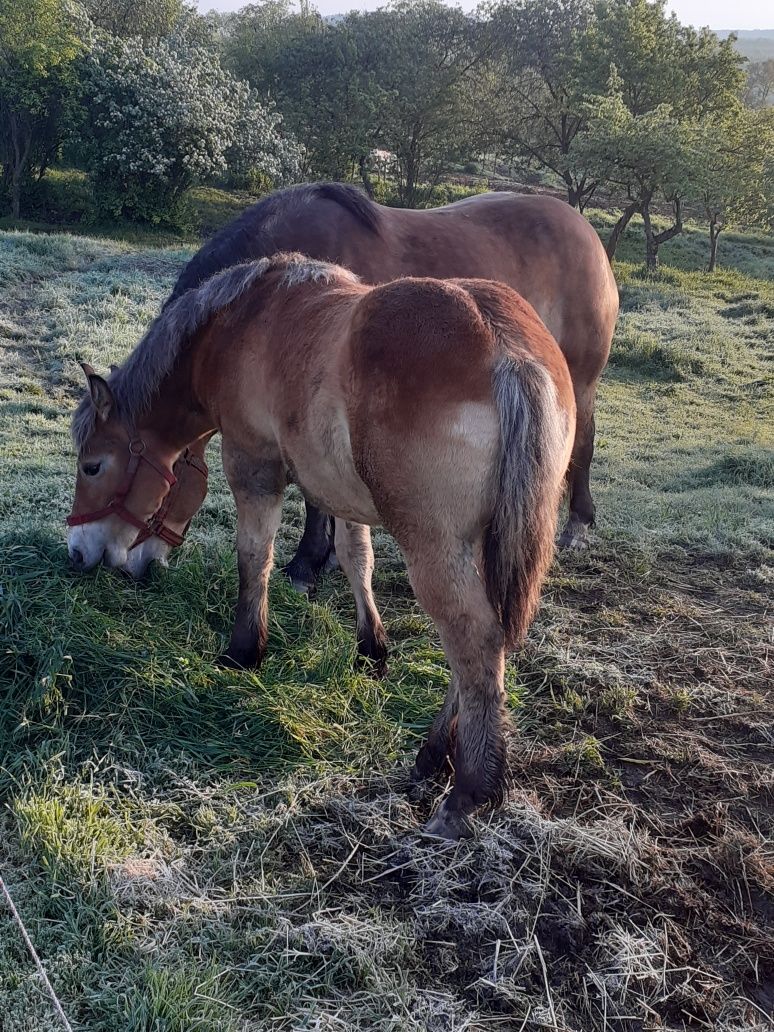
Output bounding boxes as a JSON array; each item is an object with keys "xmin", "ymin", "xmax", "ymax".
[
  {"xmin": 7, "ymin": 110, "xmax": 31, "ymax": 220},
  {"xmin": 707, "ymin": 216, "xmax": 721, "ymax": 273},
  {"xmin": 11, "ymin": 168, "xmax": 21, "ymax": 220},
  {"xmin": 641, "ymin": 201, "xmax": 658, "ymax": 273},
  {"xmin": 643, "ymin": 197, "xmax": 683, "ymax": 273},
  {"xmin": 566, "ymin": 175, "xmax": 596, "ymax": 213},
  {"xmin": 358, "ymin": 155, "xmax": 374, "ymax": 199},
  {"xmin": 565, "ymin": 174, "xmax": 580, "ymax": 209},
  {"xmin": 606, "ymin": 201, "xmax": 638, "ymax": 260}
]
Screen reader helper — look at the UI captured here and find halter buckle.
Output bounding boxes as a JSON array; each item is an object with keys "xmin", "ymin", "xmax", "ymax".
[{"xmin": 128, "ymin": 438, "xmax": 146, "ymax": 456}]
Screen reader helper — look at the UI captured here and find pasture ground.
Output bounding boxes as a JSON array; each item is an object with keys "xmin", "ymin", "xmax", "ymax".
[{"xmin": 0, "ymin": 207, "xmax": 772, "ymax": 1031}]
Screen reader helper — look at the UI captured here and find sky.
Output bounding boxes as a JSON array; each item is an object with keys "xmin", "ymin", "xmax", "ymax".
[{"xmin": 197, "ymin": 0, "xmax": 772, "ymax": 31}]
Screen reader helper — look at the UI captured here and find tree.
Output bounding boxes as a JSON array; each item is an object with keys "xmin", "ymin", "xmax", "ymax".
[
  {"xmin": 0, "ymin": 0, "xmax": 82, "ymax": 218},
  {"xmin": 221, "ymin": 0, "xmax": 323, "ymax": 95},
  {"xmin": 80, "ymin": 0, "xmax": 183, "ymax": 42},
  {"xmin": 575, "ymin": 0, "xmax": 744, "ymax": 260},
  {"xmin": 343, "ymin": 1, "xmax": 492, "ymax": 207},
  {"xmin": 224, "ymin": 88, "xmax": 304, "ymax": 191},
  {"xmin": 249, "ymin": 20, "xmax": 384, "ymax": 189},
  {"xmin": 487, "ymin": 0, "xmax": 600, "ymax": 210},
  {"xmin": 744, "ymin": 60, "xmax": 774, "ymax": 110},
  {"xmin": 574, "ymin": 81, "xmax": 696, "ymax": 270},
  {"xmin": 693, "ymin": 108, "xmax": 774, "ymax": 272},
  {"xmin": 79, "ymin": 32, "xmax": 300, "ymax": 225},
  {"xmin": 583, "ymin": 0, "xmax": 743, "ymax": 119}
]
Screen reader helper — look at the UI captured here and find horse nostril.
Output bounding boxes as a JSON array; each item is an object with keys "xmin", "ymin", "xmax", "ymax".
[{"xmin": 70, "ymin": 548, "xmax": 85, "ymax": 568}]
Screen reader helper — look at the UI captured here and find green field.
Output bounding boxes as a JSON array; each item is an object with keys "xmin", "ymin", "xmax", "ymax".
[{"xmin": 0, "ymin": 206, "xmax": 772, "ymax": 1031}]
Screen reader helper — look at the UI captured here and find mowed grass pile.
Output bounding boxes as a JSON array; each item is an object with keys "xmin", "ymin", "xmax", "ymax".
[{"xmin": 0, "ymin": 212, "xmax": 772, "ymax": 1031}]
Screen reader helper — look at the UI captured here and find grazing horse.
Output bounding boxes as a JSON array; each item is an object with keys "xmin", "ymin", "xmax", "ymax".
[
  {"xmin": 67, "ymin": 254, "xmax": 575, "ymax": 837},
  {"xmin": 126, "ymin": 183, "xmax": 616, "ymax": 585}
]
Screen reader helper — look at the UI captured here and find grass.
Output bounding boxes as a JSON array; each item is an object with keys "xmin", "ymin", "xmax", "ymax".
[{"xmin": 0, "ymin": 197, "xmax": 772, "ymax": 1031}]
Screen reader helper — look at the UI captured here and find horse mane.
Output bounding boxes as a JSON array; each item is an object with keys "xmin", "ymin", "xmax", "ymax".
[
  {"xmin": 72, "ymin": 253, "xmax": 354, "ymax": 450},
  {"xmin": 170, "ymin": 183, "xmax": 381, "ymax": 301}
]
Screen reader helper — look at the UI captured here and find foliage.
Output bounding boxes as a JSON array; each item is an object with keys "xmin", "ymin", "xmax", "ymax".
[
  {"xmin": 220, "ymin": 0, "xmax": 323, "ymax": 93},
  {"xmin": 574, "ymin": 78, "xmax": 697, "ymax": 269},
  {"xmin": 80, "ymin": 0, "xmax": 184, "ymax": 42},
  {"xmin": 692, "ymin": 107, "xmax": 774, "ymax": 270},
  {"xmin": 0, "ymin": 0, "xmax": 84, "ymax": 217},
  {"xmin": 242, "ymin": 18, "xmax": 383, "ymax": 184},
  {"xmin": 744, "ymin": 59, "xmax": 774, "ymax": 109},
  {"xmin": 222, "ymin": 88, "xmax": 304, "ymax": 192},
  {"xmin": 487, "ymin": 0, "xmax": 600, "ymax": 210},
  {"xmin": 371, "ymin": 178, "xmax": 488, "ymax": 207},
  {"xmin": 341, "ymin": 0, "xmax": 493, "ymax": 206},
  {"xmin": 582, "ymin": 0, "xmax": 744, "ymax": 118},
  {"xmin": 79, "ymin": 32, "xmax": 300, "ymax": 226}
]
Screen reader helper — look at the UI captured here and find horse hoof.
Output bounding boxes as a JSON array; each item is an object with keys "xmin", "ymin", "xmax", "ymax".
[
  {"xmin": 356, "ymin": 655, "xmax": 388, "ymax": 679},
  {"xmin": 216, "ymin": 651, "xmax": 256, "ymax": 670},
  {"xmin": 558, "ymin": 522, "xmax": 591, "ymax": 551},
  {"xmin": 422, "ymin": 804, "xmax": 474, "ymax": 840},
  {"xmin": 216, "ymin": 653, "xmax": 243, "ymax": 669},
  {"xmin": 282, "ymin": 558, "xmax": 317, "ymax": 596},
  {"xmin": 356, "ymin": 632, "xmax": 388, "ymax": 679}
]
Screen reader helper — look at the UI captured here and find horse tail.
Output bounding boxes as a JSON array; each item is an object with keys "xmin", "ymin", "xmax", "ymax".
[{"xmin": 484, "ymin": 351, "xmax": 571, "ymax": 649}]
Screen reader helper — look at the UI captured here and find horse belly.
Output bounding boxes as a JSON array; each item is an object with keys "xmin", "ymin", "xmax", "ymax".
[{"xmin": 287, "ymin": 416, "xmax": 380, "ymax": 526}]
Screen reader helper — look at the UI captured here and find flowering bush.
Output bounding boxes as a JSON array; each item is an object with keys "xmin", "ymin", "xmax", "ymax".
[
  {"xmin": 81, "ymin": 34, "xmax": 302, "ymax": 225},
  {"xmin": 224, "ymin": 88, "xmax": 304, "ymax": 193}
]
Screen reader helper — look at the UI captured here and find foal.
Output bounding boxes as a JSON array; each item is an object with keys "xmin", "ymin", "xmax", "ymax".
[{"xmin": 68, "ymin": 254, "xmax": 575, "ymax": 837}]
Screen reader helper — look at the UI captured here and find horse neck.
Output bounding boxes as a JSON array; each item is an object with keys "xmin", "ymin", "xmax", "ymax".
[{"xmin": 137, "ymin": 349, "xmax": 215, "ymax": 457}]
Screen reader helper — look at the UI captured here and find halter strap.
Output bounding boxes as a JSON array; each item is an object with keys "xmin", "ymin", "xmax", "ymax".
[
  {"xmin": 127, "ymin": 448, "xmax": 209, "ymax": 549},
  {"xmin": 67, "ymin": 434, "xmax": 178, "ymax": 539}
]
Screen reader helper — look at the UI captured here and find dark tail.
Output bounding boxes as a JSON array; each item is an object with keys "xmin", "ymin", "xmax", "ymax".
[{"xmin": 484, "ymin": 354, "xmax": 570, "ymax": 648}]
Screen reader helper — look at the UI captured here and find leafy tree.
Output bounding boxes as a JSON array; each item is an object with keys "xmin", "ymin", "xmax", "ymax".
[
  {"xmin": 80, "ymin": 0, "xmax": 183, "ymax": 42},
  {"xmin": 0, "ymin": 0, "xmax": 83, "ymax": 217},
  {"xmin": 224, "ymin": 88, "xmax": 304, "ymax": 192},
  {"xmin": 693, "ymin": 108, "xmax": 774, "ymax": 272},
  {"xmin": 574, "ymin": 1, "xmax": 744, "ymax": 261},
  {"xmin": 343, "ymin": 1, "xmax": 492, "ymax": 207},
  {"xmin": 487, "ymin": 0, "xmax": 600, "ymax": 210},
  {"xmin": 583, "ymin": 0, "xmax": 743, "ymax": 119},
  {"xmin": 574, "ymin": 80, "xmax": 696, "ymax": 270},
  {"xmin": 221, "ymin": 0, "xmax": 323, "ymax": 95},
  {"xmin": 744, "ymin": 60, "xmax": 774, "ymax": 110},
  {"xmin": 248, "ymin": 20, "xmax": 383, "ymax": 189},
  {"xmin": 79, "ymin": 32, "xmax": 300, "ymax": 225}
]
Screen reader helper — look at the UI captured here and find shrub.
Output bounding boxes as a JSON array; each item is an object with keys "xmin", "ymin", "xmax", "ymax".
[
  {"xmin": 223, "ymin": 90, "xmax": 303, "ymax": 193},
  {"xmin": 371, "ymin": 178, "xmax": 488, "ymax": 209},
  {"xmin": 79, "ymin": 33, "xmax": 301, "ymax": 227}
]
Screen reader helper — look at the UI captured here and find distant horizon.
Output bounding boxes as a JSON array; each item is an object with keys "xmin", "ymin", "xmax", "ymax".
[{"xmin": 196, "ymin": 0, "xmax": 773, "ymax": 33}]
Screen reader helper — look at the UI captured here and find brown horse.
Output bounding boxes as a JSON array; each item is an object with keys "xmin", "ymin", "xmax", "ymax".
[
  {"xmin": 67, "ymin": 255, "xmax": 575, "ymax": 837},
  {"xmin": 125, "ymin": 183, "xmax": 616, "ymax": 585}
]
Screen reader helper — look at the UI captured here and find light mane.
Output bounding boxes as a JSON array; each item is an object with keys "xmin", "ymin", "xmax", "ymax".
[{"xmin": 71, "ymin": 253, "xmax": 356, "ymax": 450}]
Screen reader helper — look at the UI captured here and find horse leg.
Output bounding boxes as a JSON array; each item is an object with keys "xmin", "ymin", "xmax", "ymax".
[
  {"xmin": 283, "ymin": 500, "xmax": 334, "ymax": 594},
  {"xmin": 402, "ymin": 538, "xmax": 508, "ymax": 839},
  {"xmin": 219, "ymin": 455, "xmax": 285, "ymax": 669},
  {"xmin": 411, "ymin": 680, "xmax": 458, "ymax": 782},
  {"xmin": 334, "ymin": 520, "xmax": 388, "ymax": 676},
  {"xmin": 559, "ymin": 394, "xmax": 596, "ymax": 550}
]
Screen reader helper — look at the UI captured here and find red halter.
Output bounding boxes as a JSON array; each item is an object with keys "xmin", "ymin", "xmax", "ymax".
[
  {"xmin": 129, "ymin": 448, "xmax": 208, "ymax": 549},
  {"xmin": 66, "ymin": 435, "xmax": 207, "ymax": 550}
]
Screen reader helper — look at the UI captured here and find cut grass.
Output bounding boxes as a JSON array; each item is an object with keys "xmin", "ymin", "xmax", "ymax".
[{"xmin": 0, "ymin": 208, "xmax": 772, "ymax": 1031}]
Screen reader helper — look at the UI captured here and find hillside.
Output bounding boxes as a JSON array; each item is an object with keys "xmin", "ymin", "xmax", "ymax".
[{"xmin": 716, "ymin": 28, "xmax": 774, "ymax": 61}]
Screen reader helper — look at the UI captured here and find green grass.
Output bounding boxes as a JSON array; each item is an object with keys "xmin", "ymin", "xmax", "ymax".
[{"xmin": 0, "ymin": 206, "xmax": 772, "ymax": 1031}]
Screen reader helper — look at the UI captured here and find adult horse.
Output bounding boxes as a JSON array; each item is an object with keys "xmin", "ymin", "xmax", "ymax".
[
  {"xmin": 125, "ymin": 183, "xmax": 617, "ymax": 585},
  {"xmin": 67, "ymin": 254, "xmax": 575, "ymax": 837}
]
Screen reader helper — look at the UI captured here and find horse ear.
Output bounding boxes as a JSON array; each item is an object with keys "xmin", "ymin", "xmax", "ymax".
[{"xmin": 81, "ymin": 362, "xmax": 113, "ymax": 423}]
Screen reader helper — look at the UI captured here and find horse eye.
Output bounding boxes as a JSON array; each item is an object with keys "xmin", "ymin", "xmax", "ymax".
[{"xmin": 82, "ymin": 462, "xmax": 101, "ymax": 477}]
